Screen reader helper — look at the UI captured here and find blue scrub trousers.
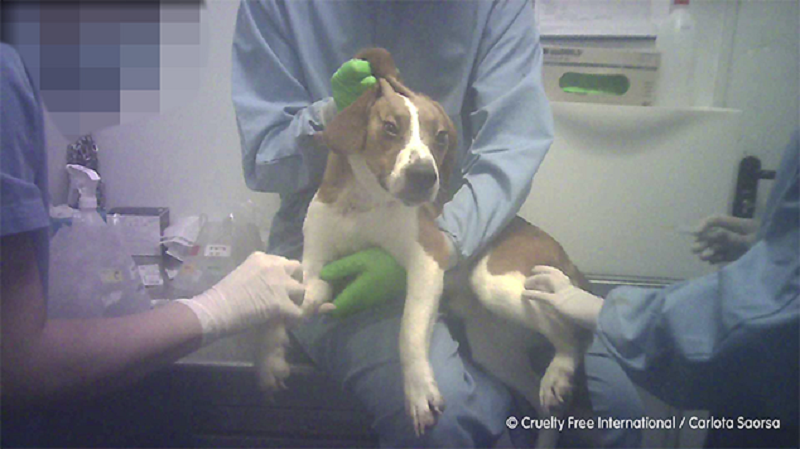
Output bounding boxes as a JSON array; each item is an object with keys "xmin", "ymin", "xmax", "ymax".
[
  {"xmin": 292, "ymin": 298, "xmax": 512, "ymax": 448},
  {"xmin": 585, "ymin": 337, "xmax": 645, "ymax": 448},
  {"xmin": 292, "ymin": 294, "xmax": 644, "ymax": 448}
]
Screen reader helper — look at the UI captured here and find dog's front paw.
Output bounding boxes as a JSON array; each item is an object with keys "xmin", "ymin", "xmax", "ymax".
[
  {"xmin": 302, "ymin": 278, "xmax": 333, "ymax": 315},
  {"xmin": 256, "ymin": 325, "xmax": 291, "ymax": 394},
  {"xmin": 404, "ymin": 373, "xmax": 446, "ymax": 436},
  {"xmin": 257, "ymin": 352, "xmax": 291, "ymax": 392},
  {"xmin": 539, "ymin": 364, "xmax": 574, "ymax": 415}
]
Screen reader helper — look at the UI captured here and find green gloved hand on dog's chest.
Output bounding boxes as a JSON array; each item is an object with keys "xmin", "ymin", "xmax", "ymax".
[
  {"xmin": 331, "ymin": 59, "xmax": 377, "ymax": 112},
  {"xmin": 320, "ymin": 247, "xmax": 406, "ymax": 318}
]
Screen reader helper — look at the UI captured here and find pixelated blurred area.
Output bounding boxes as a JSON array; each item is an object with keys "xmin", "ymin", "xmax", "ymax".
[{"xmin": 1, "ymin": 0, "xmax": 207, "ymax": 139}]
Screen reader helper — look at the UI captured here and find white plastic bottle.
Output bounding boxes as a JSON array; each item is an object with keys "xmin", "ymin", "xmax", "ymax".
[
  {"xmin": 655, "ymin": 0, "xmax": 697, "ymax": 107},
  {"xmin": 50, "ymin": 165, "xmax": 151, "ymax": 318},
  {"xmin": 66, "ymin": 164, "xmax": 104, "ymax": 227}
]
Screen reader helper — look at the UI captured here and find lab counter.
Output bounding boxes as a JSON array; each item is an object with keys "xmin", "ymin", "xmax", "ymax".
[
  {"xmin": 7, "ymin": 331, "xmax": 378, "ymax": 448},
  {"xmin": 175, "ymin": 334, "xmax": 379, "ymax": 447},
  {"xmin": 174, "ymin": 277, "xmax": 706, "ymax": 449},
  {"xmin": 9, "ymin": 278, "xmax": 707, "ymax": 448}
]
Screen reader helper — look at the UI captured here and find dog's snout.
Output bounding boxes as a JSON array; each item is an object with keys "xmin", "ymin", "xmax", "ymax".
[{"xmin": 406, "ymin": 162, "xmax": 438, "ymax": 191}]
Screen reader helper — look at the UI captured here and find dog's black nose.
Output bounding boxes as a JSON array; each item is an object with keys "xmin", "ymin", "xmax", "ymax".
[{"xmin": 406, "ymin": 163, "xmax": 438, "ymax": 192}]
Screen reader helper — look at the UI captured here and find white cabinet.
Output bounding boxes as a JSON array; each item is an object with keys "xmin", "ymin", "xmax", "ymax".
[{"xmin": 520, "ymin": 102, "xmax": 744, "ymax": 282}]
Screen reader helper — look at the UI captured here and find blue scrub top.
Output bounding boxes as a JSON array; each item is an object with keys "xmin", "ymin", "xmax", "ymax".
[
  {"xmin": 232, "ymin": 0, "xmax": 554, "ymax": 261},
  {"xmin": 598, "ymin": 132, "xmax": 799, "ymax": 420},
  {"xmin": 1, "ymin": 43, "xmax": 51, "ymax": 293}
]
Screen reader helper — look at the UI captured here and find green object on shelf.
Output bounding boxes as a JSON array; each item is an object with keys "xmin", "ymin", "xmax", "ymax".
[{"xmin": 559, "ymin": 72, "xmax": 630, "ymax": 96}]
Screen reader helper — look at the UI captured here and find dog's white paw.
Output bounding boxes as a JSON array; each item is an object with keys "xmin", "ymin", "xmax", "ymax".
[
  {"xmin": 256, "ymin": 325, "xmax": 291, "ymax": 393},
  {"xmin": 404, "ymin": 374, "xmax": 446, "ymax": 436},
  {"xmin": 539, "ymin": 364, "xmax": 573, "ymax": 415},
  {"xmin": 302, "ymin": 278, "xmax": 332, "ymax": 315},
  {"xmin": 257, "ymin": 351, "xmax": 290, "ymax": 392}
]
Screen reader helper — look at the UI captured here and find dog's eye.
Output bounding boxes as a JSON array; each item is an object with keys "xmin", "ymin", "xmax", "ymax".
[
  {"xmin": 435, "ymin": 130, "xmax": 449, "ymax": 149},
  {"xmin": 383, "ymin": 121, "xmax": 399, "ymax": 137}
]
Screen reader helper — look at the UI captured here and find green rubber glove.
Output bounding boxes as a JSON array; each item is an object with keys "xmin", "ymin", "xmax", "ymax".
[
  {"xmin": 331, "ymin": 59, "xmax": 377, "ymax": 112},
  {"xmin": 320, "ymin": 248, "xmax": 406, "ymax": 318}
]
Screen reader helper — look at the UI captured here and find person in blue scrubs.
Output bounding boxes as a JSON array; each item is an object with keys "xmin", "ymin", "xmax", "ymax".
[
  {"xmin": 232, "ymin": 1, "xmax": 643, "ymax": 446},
  {"xmin": 1, "ymin": 41, "xmax": 304, "ymax": 421},
  {"xmin": 526, "ymin": 132, "xmax": 799, "ymax": 447}
]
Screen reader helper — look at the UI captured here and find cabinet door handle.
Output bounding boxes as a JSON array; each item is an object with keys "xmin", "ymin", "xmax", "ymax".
[{"xmin": 732, "ymin": 156, "xmax": 776, "ymax": 218}]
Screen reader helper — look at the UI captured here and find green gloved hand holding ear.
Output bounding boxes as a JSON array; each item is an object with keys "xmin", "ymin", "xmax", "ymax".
[
  {"xmin": 320, "ymin": 248, "xmax": 406, "ymax": 318},
  {"xmin": 331, "ymin": 59, "xmax": 377, "ymax": 112}
]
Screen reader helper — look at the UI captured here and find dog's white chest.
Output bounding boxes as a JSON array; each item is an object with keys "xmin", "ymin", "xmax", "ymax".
[{"xmin": 305, "ymin": 192, "xmax": 419, "ymax": 263}]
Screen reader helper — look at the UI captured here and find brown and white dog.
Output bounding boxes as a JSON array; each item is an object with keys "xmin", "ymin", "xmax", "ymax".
[{"xmin": 257, "ymin": 48, "xmax": 593, "ymax": 446}]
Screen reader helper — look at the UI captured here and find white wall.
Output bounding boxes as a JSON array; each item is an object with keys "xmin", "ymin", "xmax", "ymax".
[
  {"xmin": 44, "ymin": 0, "xmax": 799, "ymax": 248},
  {"xmin": 543, "ymin": 0, "xmax": 799, "ymax": 217},
  {"xmin": 45, "ymin": 0, "xmax": 280, "ymax": 228},
  {"xmin": 725, "ymin": 0, "xmax": 799, "ymax": 177}
]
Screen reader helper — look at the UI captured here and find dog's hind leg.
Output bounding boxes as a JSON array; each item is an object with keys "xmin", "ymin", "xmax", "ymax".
[
  {"xmin": 455, "ymin": 299, "xmax": 562, "ymax": 447},
  {"xmin": 538, "ymin": 333, "xmax": 582, "ymax": 416},
  {"xmin": 468, "ymin": 256, "xmax": 586, "ymax": 448},
  {"xmin": 469, "ymin": 244, "xmax": 589, "ymax": 411}
]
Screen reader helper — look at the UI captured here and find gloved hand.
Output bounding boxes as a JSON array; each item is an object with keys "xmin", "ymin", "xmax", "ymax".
[
  {"xmin": 691, "ymin": 214, "xmax": 759, "ymax": 264},
  {"xmin": 319, "ymin": 247, "xmax": 406, "ymax": 318},
  {"xmin": 522, "ymin": 265, "xmax": 603, "ymax": 331},
  {"xmin": 331, "ymin": 59, "xmax": 377, "ymax": 112},
  {"xmin": 177, "ymin": 252, "xmax": 304, "ymax": 344}
]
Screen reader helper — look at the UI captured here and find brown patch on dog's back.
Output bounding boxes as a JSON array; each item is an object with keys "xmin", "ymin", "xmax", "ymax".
[{"xmin": 484, "ymin": 217, "xmax": 591, "ymax": 291}]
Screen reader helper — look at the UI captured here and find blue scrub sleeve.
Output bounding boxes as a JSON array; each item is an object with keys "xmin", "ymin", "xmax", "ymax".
[
  {"xmin": 1, "ymin": 43, "xmax": 52, "ymax": 292},
  {"xmin": 1, "ymin": 44, "xmax": 50, "ymax": 238},
  {"xmin": 231, "ymin": 0, "xmax": 338, "ymax": 195},
  {"xmin": 436, "ymin": 0, "xmax": 554, "ymax": 261},
  {"xmin": 597, "ymin": 133, "xmax": 799, "ymax": 418},
  {"xmin": 758, "ymin": 131, "xmax": 799, "ymax": 241}
]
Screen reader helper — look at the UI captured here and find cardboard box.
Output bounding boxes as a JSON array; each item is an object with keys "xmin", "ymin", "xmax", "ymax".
[{"xmin": 542, "ymin": 46, "xmax": 660, "ymax": 106}]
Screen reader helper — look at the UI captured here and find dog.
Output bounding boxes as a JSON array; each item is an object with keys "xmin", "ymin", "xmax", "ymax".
[{"xmin": 257, "ymin": 48, "xmax": 593, "ymax": 446}]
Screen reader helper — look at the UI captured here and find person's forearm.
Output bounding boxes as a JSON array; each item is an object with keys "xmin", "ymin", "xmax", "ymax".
[
  {"xmin": 5, "ymin": 302, "xmax": 202, "ymax": 404},
  {"xmin": 239, "ymin": 98, "xmax": 336, "ymax": 194}
]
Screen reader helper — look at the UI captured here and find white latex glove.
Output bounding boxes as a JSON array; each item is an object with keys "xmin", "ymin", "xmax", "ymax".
[
  {"xmin": 177, "ymin": 252, "xmax": 304, "ymax": 344},
  {"xmin": 691, "ymin": 214, "xmax": 759, "ymax": 264},
  {"xmin": 522, "ymin": 265, "xmax": 603, "ymax": 331}
]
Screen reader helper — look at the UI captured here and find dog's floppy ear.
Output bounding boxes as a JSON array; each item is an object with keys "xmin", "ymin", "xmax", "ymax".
[
  {"xmin": 320, "ymin": 48, "xmax": 405, "ymax": 154},
  {"xmin": 434, "ymin": 102, "xmax": 458, "ymax": 207},
  {"xmin": 356, "ymin": 48, "xmax": 415, "ymax": 99},
  {"xmin": 385, "ymin": 76, "xmax": 414, "ymax": 98},
  {"xmin": 354, "ymin": 48, "xmax": 398, "ymax": 79},
  {"xmin": 320, "ymin": 85, "xmax": 379, "ymax": 155}
]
